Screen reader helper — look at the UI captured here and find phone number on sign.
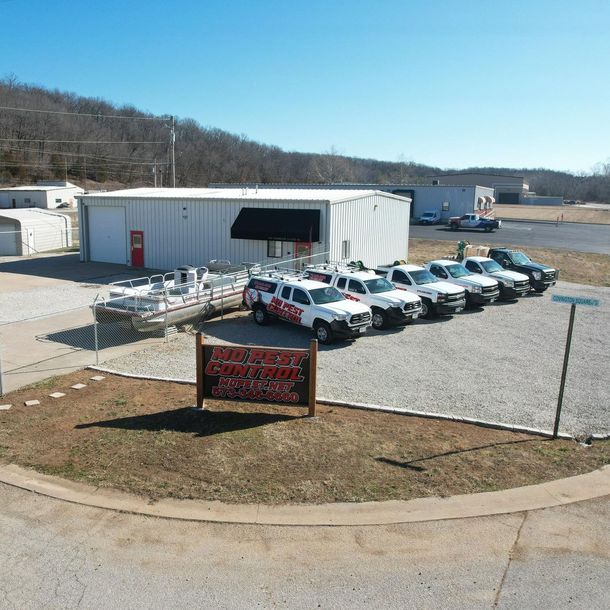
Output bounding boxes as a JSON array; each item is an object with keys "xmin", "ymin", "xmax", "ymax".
[{"xmin": 211, "ymin": 387, "xmax": 301, "ymax": 402}]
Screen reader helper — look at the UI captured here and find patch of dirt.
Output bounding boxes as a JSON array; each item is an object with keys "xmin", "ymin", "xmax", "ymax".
[
  {"xmin": 495, "ymin": 205, "xmax": 610, "ymax": 225},
  {"xmin": 0, "ymin": 372, "xmax": 607, "ymax": 505},
  {"xmin": 409, "ymin": 239, "xmax": 610, "ymax": 287}
]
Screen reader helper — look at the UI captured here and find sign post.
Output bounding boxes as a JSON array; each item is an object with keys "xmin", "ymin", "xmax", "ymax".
[
  {"xmin": 551, "ymin": 294, "xmax": 600, "ymax": 438},
  {"xmin": 195, "ymin": 333, "xmax": 318, "ymax": 415}
]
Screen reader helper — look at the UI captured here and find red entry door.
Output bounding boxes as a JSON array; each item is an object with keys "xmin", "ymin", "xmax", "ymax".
[
  {"xmin": 294, "ymin": 241, "xmax": 312, "ymax": 266},
  {"xmin": 130, "ymin": 230, "xmax": 144, "ymax": 267}
]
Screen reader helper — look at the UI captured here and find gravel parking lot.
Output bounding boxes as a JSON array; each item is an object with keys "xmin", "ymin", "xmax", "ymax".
[{"xmin": 103, "ymin": 281, "xmax": 610, "ymax": 436}]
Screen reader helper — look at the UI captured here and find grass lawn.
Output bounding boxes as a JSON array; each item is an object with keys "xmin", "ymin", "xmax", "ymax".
[
  {"xmin": 409, "ymin": 239, "xmax": 610, "ymax": 287},
  {"xmin": 0, "ymin": 372, "xmax": 607, "ymax": 505}
]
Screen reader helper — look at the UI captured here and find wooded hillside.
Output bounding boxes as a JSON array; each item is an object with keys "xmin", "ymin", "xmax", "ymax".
[{"xmin": 1, "ymin": 77, "xmax": 608, "ymax": 202}]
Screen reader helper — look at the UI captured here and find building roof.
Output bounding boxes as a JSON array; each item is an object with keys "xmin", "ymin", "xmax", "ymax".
[
  {"xmin": 80, "ymin": 187, "xmax": 405, "ymax": 204},
  {"xmin": 0, "ymin": 184, "xmax": 80, "ymax": 192},
  {"xmin": 430, "ymin": 172, "xmax": 525, "ymax": 180},
  {"xmin": 0, "ymin": 208, "xmax": 69, "ymax": 222}
]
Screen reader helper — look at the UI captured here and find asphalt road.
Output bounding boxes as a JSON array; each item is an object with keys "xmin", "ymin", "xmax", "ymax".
[
  {"xmin": 0, "ymin": 483, "xmax": 608, "ymax": 609},
  {"xmin": 410, "ymin": 221, "xmax": 610, "ymax": 254}
]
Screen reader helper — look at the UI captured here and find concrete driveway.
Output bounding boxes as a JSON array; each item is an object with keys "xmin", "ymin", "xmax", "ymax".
[
  {"xmin": 0, "ymin": 253, "xmax": 166, "ymax": 392},
  {"xmin": 0, "ymin": 482, "xmax": 607, "ymax": 609}
]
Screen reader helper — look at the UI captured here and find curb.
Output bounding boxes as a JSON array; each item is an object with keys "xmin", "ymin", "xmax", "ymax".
[
  {"xmin": 87, "ymin": 366, "xmax": 610, "ymax": 441},
  {"xmin": 1, "ymin": 463, "xmax": 608, "ymax": 527}
]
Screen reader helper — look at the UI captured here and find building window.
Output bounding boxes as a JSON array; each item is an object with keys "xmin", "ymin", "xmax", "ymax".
[
  {"xmin": 55, "ymin": 198, "xmax": 62, "ymax": 204},
  {"xmin": 341, "ymin": 240, "xmax": 350, "ymax": 259},
  {"xmin": 442, "ymin": 201, "xmax": 450, "ymax": 211},
  {"xmin": 267, "ymin": 240, "xmax": 282, "ymax": 258},
  {"xmin": 24, "ymin": 198, "xmax": 31, "ymax": 204}
]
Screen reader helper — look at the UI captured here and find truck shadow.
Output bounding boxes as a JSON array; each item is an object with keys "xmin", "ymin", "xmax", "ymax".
[
  {"xmin": 75, "ymin": 406, "xmax": 302, "ymax": 437},
  {"xmin": 36, "ymin": 322, "xmax": 149, "ymax": 350},
  {"xmin": 200, "ymin": 314, "xmax": 353, "ymax": 352}
]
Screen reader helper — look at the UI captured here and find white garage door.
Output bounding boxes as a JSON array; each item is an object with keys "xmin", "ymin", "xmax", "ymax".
[{"xmin": 88, "ymin": 206, "xmax": 127, "ymax": 264}]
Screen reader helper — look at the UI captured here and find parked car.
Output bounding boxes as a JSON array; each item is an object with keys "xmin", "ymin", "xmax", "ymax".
[
  {"xmin": 304, "ymin": 263, "xmax": 422, "ymax": 329},
  {"xmin": 375, "ymin": 262, "xmax": 466, "ymax": 319},
  {"xmin": 243, "ymin": 273, "xmax": 372, "ymax": 344},
  {"xmin": 418, "ymin": 210, "xmax": 441, "ymax": 225},
  {"xmin": 425, "ymin": 260, "xmax": 500, "ymax": 307},
  {"xmin": 462, "ymin": 256, "xmax": 530, "ymax": 299},
  {"xmin": 487, "ymin": 248, "xmax": 559, "ymax": 293},
  {"xmin": 448, "ymin": 214, "xmax": 501, "ymax": 232}
]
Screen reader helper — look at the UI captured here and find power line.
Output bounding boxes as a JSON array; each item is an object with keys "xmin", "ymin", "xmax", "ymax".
[
  {"xmin": 1, "ymin": 144, "xmax": 169, "ymax": 164},
  {"xmin": 0, "ymin": 138, "xmax": 165, "ymax": 144},
  {"xmin": 0, "ymin": 105, "xmax": 169, "ymax": 121}
]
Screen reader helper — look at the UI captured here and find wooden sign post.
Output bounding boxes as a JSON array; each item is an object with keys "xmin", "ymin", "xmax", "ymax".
[{"xmin": 196, "ymin": 333, "xmax": 318, "ymax": 416}]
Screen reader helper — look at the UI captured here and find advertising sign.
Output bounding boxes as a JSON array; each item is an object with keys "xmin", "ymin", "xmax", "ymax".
[{"xmin": 196, "ymin": 334, "xmax": 318, "ymax": 415}]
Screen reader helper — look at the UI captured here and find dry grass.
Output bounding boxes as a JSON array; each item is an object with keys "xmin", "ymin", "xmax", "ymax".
[
  {"xmin": 409, "ymin": 239, "xmax": 610, "ymax": 287},
  {"xmin": 0, "ymin": 372, "xmax": 607, "ymax": 504},
  {"xmin": 496, "ymin": 204, "xmax": 610, "ymax": 224}
]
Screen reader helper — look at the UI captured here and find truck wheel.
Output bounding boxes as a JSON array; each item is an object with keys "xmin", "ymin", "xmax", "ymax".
[
  {"xmin": 534, "ymin": 286, "xmax": 547, "ymax": 293},
  {"xmin": 450, "ymin": 223, "xmax": 459, "ymax": 231},
  {"xmin": 371, "ymin": 308, "xmax": 388, "ymax": 330},
  {"xmin": 420, "ymin": 298, "xmax": 434, "ymax": 319},
  {"xmin": 253, "ymin": 306, "xmax": 270, "ymax": 325},
  {"xmin": 313, "ymin": 321, "xmax": 334, "ymax": 344},
  {"xmin": 484, "ymin": 226, "xmax": 492, "ymax": 232}
]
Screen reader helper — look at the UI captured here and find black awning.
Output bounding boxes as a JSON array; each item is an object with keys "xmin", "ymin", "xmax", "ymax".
[{"xmin": 231, "ymin": 208, "xmax": 320, "ymax": 241}]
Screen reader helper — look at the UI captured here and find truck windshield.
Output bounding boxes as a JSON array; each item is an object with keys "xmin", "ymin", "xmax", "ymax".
[
  {"xmin": 481, "ymin": 260, "xmax": 503, "ymax": 273},
  {"xmin": 364, "ymin": 278, "xmax": 394, "ymax": 293},
  {"xmin": 511, "ymin": 252, "xmax": 531, "ymax": 265},
  {"xmin": 422, "ymin": 212, "xmax": 434, "ymax": 218},
  {"xmin": 410, "ymin": 269, "xmax": 438, "ymax": 285},
  {"xmin": 309, "ymin": 286, "xmax": 345, "ymax": 304},
  {"xmin": 446, "ymin": 264, "xmax": 471, "ymax": 278}
]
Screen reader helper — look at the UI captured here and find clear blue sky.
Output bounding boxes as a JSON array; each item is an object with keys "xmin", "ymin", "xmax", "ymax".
[{"xmin": 1, "ymin": 0, "xmax": 608, "ymax": 173}]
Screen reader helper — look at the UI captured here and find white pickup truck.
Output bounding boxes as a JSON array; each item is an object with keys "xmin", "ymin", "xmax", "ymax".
[
  {"xmin": 462, "ymin": 256, "xmax": 530, "ymax": 299},
  {"xmin": 304, "ymin": 263, "xmax": 422, "ymax": 329},
  {"xmin": 425, "ymin": 259, "xmax": 500, "ymax": 307},
  {"xmin": 243, "ymin": 273, "xmax": 372, "ymax": 344},
  {"xmin": 375, "ymin": 263, "xmax": 466, "ymax": 318}
]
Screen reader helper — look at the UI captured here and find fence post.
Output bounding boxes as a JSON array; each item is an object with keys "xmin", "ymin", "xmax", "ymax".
[
  {"xmin": 164, "ymin": 295, "xmax": 169, "ymax": 342},
  {"xmin": 220, "ymin": 276, "xmax": 225, "ymax": 320},
  {"xmin": 93, "ymin": 302, "xmax": 99, "ymax": 365}
]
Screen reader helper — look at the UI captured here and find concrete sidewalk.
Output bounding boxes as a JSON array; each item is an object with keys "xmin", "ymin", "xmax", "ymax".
[{"xmin": 1, "ymin": 463, "xmax": 608, "ymax": 526}]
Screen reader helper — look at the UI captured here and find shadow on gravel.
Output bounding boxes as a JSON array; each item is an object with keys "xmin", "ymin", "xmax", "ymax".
[
  {"xmin": 75, "ymin": 407, "xmax": 302, "ymax": 436},
  {"xmin": 201, "ymin": 315, "xmax": 354, "ymax": 351},
  {"xmin": 375, "ymin": 438, "xmax": 544, "ymax": 472},
  {"xmin": 37, "ymin": 323, "xmax": 145, "ymax": 350}
]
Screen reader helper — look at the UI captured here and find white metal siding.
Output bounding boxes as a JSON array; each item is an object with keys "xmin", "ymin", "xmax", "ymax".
[
  {"xmin": 88, "ymin": 206, "xmax": 127, "ymax": 264},
  {"xmin": 329, "ymin": 194, "xmax": 409, "ymax": 268},
  {"xmin": 82, "ymin": 197, "xmax": 329, "ymax": 270}
]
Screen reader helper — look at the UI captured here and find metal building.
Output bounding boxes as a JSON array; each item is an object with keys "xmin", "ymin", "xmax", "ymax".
[
  {"xmin": 210, "ymin": 182, "xmax": 494, "ymax": 222},
  {"xmin": 0, "ymin": 181, "xmax": 84, "ymax": 209},
  {"xmin": 78, "ymin": 187, "xmax": 410, "ymax": 270},
  {"xmin": 0, "ymin": 209, "xmax": 73, "ymax": 256}
]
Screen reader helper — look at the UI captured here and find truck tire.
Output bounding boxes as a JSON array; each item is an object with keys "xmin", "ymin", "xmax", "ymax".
[
  {"xmin": 313, "ymin": 321, "xmax": 334, "ymax": 344},
  {"xmin": 371, "ymin": 308, "xmax": 388, "ymax": 330},
  {"xmin": 420, "ymin": 298, "xmax": 434, "ymax": 319},
  {"xmin": 253, "ymin": 306, "xmax": 270, "ymax": 326},
  {"xmin": 450, "ymin": 223, "xmax": 459, "ymax": 231},
  {"xmin": 484, "ymin": 226, "xmax": 493, "ymax": 232}
]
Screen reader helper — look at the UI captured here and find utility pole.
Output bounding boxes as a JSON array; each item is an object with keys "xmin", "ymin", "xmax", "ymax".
[
  {"xmin": 170, "ymin": 115, "xmax": 176, "ymax": 188},
  {"xmin": 153, "ymin": 161, "xmax": 157, "ymax": 187},
  {"xmin": 64, "ymin": 157, "xmax": 68, "ymax": 182}
]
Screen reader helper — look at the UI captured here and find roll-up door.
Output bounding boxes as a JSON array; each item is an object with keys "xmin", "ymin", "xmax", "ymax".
[{"xmin": 88, "ymin": 206, "xmax": 127, "ymax": 264}]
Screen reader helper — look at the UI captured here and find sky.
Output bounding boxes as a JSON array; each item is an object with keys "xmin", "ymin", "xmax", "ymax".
[{"xmin": 0, "ymin": 0, "xmax": 608, "ymax": 173}]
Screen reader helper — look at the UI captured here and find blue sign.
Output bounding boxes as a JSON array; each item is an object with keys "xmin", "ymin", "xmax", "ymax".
[{"xmin": 552, "ymin": 294, "xmax": 600, "ymax": 307}]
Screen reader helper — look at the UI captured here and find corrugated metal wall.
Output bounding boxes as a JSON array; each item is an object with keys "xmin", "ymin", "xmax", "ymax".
[
  {"xmin": 81, "ymin": 196, "xmax": 330, "ymax": 270},
  {"xmin": 329, "ymin": 193, "xmax": 409, "ymax": 268}
]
